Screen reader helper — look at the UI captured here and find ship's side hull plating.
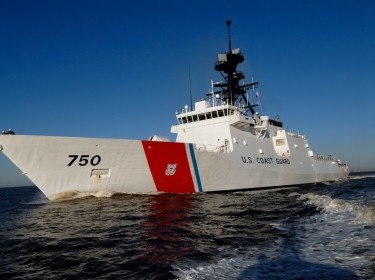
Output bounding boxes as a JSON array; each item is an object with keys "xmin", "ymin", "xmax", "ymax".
[{"xmin": 0, "ymin": 135, "xmax": 347, "ymax": 200}]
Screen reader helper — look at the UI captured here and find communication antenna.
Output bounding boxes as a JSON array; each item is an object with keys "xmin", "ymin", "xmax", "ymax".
[
  {"xmin": 226, "ymin": 20, "xmax": 232, "ymax": 52},
  {"xmin": 189, "ymin": 67, "xmax": 193, "ymax": 110}
]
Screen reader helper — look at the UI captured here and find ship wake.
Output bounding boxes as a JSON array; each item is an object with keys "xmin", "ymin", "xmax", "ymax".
[{"xmin": 296, "ymin": 193, "xmax": 375, "ymax": 224}]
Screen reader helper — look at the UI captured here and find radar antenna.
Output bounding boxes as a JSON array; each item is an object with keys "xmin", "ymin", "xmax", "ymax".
[{"xmin": 213, "ymin": 20, "xmax": 258, "ymax": 115}]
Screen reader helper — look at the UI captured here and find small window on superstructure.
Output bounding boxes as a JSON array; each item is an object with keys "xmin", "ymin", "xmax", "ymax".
[
  {"xmin": 218, "ymin": 110, "xmax": 224, "ymax": 117},
  {"xmin": 178, "ymin": 118, "xmax": 182, "ymax": 124},
  {"xmin": 182, "ymin": 117, "xmax": 187, "ymax": 124},
  {"xmin": 187, "ymin": 116, "xmax": 193, "ymax": 122},
  {"xmin": 206, "ymin": 112, "xmax": 212, "ymax": 119},
  {"xmin": 198, "ymin": 114, "xmax": 206, "ymax": 121},
  {"xmin": 193, "ymin": 115, "xmax": 198, "ymax": 122},
  {"xmin": 212, "ymin": 111, "xmax": 218, "ymax": 118}
]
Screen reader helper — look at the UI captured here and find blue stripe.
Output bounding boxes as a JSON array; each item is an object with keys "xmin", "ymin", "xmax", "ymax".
[{"xmin": 189, "ymin": 143, "xmax": 203, "ymax": 192}]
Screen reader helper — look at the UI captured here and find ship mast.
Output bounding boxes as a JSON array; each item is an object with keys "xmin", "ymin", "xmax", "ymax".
[
  {"xmin": 213, "ymin": 20, "xmax": 258, "ymax": 115},
  {"xmin": 226, "ymin": 20, "xmax": 232, "ymax": 56}
]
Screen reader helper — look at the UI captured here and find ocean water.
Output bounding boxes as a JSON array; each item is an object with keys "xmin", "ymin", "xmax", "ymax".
[{"xmin": 0, "ymin": 174, "xmax": 374, "ymax": 280}]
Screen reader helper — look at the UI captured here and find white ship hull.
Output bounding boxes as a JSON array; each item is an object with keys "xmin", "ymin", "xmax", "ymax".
[{"xmin": 0, "ymin": 134, "xmax": 348, "ymax": 200}]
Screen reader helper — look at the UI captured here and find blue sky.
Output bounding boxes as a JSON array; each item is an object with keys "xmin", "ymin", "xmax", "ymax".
[{"xmin": 1, "ymin": 0, "xmax": 375, "ymax": 186}]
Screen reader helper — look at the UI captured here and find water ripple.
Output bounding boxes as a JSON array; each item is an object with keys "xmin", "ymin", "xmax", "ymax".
[{"xmin": 0, "ymin": 177, "xmax": 374, "ymax": 279}]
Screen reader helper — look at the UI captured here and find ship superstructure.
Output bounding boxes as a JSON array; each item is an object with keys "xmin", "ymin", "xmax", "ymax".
[{"xmin": 172, "ymin": 21, "xmax": 282, "ymax": 151}]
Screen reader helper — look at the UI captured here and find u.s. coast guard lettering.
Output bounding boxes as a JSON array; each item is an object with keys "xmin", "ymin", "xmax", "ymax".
[
  {"xmin": 241, "ymin": 156, "xmax": 290, "ymax": 165},
  {"xmin": 275, "ymin": 158, "xmax": 291, "ymax": 165},
  {"xmin": 68, "ymin": 155, "xmax": 101, "ymax": 166}
]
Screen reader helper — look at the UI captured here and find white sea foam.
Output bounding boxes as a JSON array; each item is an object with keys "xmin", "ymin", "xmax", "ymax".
[
  {"xmin": 90, "ymin": 190, "xmax": 115, "ymax": 198},
  {"xmin": 173, "ymin": 248, "xmax": 260, "ymax": 280},
  {"xmin": 350, "ymin": 176, "xmax": 375, "ymax": 180},
  {"xmin": 288, "ymin": 192, "xmax": 375, "ymax": 278},
  {"xmin": 349, "ymin": 174, "xmax": 375, "ymax": 180},
  {"xmin": 52, "ymin": 190, "xmax": 116, "ymax": 201},
  {"xmin": 174, "ymin": 191, "xmax": 374, "ymax": 280},
  {"xmin": 298, "ymin": 193, "xmax": 375, "ymax": 224},
  {"xmin": 172, "ymin": 240, "xmax": 365, "ymax": 279}
]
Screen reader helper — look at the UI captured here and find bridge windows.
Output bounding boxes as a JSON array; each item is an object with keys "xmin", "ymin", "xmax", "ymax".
[{"xmin": 177, "ymin": 108, "xmax": 237, "ymax": 124}]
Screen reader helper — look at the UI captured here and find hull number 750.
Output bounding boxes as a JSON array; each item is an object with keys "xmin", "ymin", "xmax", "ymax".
[{"xmin": 68, "ymin": 155, "xmax": 101, "ymax": 166}]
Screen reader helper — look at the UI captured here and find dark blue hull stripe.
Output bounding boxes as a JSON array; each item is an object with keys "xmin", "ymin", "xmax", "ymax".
[{"xmin": 189, "ymin": 143, "xmax": 203, "ymax": 192}]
